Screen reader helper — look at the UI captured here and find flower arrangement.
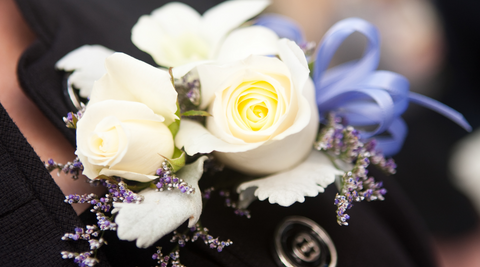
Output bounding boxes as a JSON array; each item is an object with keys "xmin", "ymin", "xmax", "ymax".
[{"xmin": 52, "ymin": 1, "xmax": 470, "ymax": 266}]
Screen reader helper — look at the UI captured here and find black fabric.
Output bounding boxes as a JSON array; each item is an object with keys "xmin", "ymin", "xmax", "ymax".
[
  {"xmin": 79, "ymin": 168, "xmax": 438, "ymax": 267},
  {"xmin": 0, "ymin": 104, "xmax": 110, "ymax": 267},
  {"xmin": 0, "ymin": 0, "xmax": 439, "ymax": 266},
  {"xmin": 393, "ymin": 0, "xmax": 480, "ymax": 236}
]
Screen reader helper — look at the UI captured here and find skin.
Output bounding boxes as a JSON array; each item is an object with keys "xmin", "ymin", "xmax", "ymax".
[{"xmin": 0, "ymin": 0, "xmax": 105, "ymax": 215}]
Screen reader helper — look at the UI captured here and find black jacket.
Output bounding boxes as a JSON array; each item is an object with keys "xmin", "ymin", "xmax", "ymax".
[{"xmin": 0, "ymin": 0, "xmax": 437, "ymax": 266}]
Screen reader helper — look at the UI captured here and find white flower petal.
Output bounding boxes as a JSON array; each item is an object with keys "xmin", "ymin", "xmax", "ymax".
[
  {"xmin": 212, "ymin": 78, "xmax": 318, "ymax": 176},
  {"xmin": 55, "ymin": 45, "xmax": 114, "ymax": 98},
  {"xmin": 77, "ymin": 100, "xmax": 165, "ymax": 141},
  {"xmin": 273, "ymin": 78, "xmax": 315, "ymax": 141},
  {"xmin": 89, "ymin": 53, "xmax": 178, "ymax": 125},
  {"xmin": 215, "ymin": 26, "xmax": 279, "ymax": 62},
  {"xmin": 202, "ymin": 0, "xmax": 270, "ymax": 54},
  {"xmin": 76, "ymin": 100, "xmax": 168, "ymax": 180},
  {"xmin": 237, "ymin": 150, "xmax": 343, "ymax": 207},
  {"xmin": 197, "ymin": 55, "xmax": 289, "ymax": 110},
  {"xmin": 113, "ymin": 156, "xmax": 207, "ymax": 248},
  {"xmin": 278, "ymin": 39, "xmax": 309, "ymax": 94},
  {"xmin": 76, "ymin": 150, "xmax": 103, "ymax": 179},
  {"xmin": 99, "ymin": 169, "xmax": 157, "ymax": 182},
  {"xmin": 109, "ymin": 120, "xmax": 174, "ymax": 175},
  {"xmin": 149, "ymin": 2, "xmax": 201, "ymax": 34},
  {"xmin": 171, "ymin": 60, "xmax": 212, "ymax": 79},
  {"xmin": 132, "ymin": 3, "xmax": 206, "ymax": 67},
  {"xmin": 175, "ymin": 119, "xmax": 261, "ymax": 155},
  {"xmin": 131, "ymin": 16, "xmax": 173, "ymax": 67},
  {"xmin": 197, "ymin": 61, "xmax": 245, "ymax": 110}
]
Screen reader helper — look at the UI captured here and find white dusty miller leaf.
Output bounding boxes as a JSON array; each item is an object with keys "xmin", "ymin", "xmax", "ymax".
[
  {"xmin": 113, "ymin": 156, "xmax": 207, "ymax": 248},
  {"xmin": 237, "ymin": 150, "xmax": 343, "ymax": 208},
  {"xmin": 56, "ymin": 45, "xmax": 115, "ymax": 98}
]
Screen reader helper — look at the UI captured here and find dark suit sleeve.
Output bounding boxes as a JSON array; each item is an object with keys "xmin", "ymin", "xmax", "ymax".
[{"xmin": 0, "ymin": 103, "xmax": 111, "ymax": 267}]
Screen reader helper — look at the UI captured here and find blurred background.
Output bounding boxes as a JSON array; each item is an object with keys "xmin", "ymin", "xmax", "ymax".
[{"xmin": 267, "ymin": 0, "xmax": 480, "ymax": 266}]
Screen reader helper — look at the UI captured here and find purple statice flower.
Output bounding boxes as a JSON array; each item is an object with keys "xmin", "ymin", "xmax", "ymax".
[
  {"xmin": 154, "ymin": 160, "xmax": 195, "ymax": 194},
  {"xmin": 45, "ymin": 157, "xmax": 84, "ymax": 179},
  {"xmin": 103, "ymin": 180, "xmax": 144, "ymax": 204},
  {"xmin": 217, "ymin": 190, "xmax": 251, "ymax": 218},
  {"xmin": 315, "ymin": 113, "xmax": 394, "ymax": 225},
  {"xmin": 96, "ymin": 212, "xmax": 117, "ymax": 231},
  {"xmin": 63, "ymin": 103, "xmax": 85, "ymax": 129},
  {"xmin": 62, "ymin": 177, "xmax": 143, "ymax": 266},
  {"xmin": 202, "ymin": 187, "xmax": 214, "ymax": 200},
  {"xmin": 61, "ymin": 251, "xmax": 99, "ymax": 267},
  {"xmin": 186, "ymin": 223, "xmax": 233, "ymax": 253},
  {"xmin": 151, "ymin": 247, "xmax": 185, "ymax": 267}
]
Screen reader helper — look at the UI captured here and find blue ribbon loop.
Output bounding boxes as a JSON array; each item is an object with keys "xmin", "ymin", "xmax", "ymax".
[
  {"xmin": 313, "ymin": 18, "xmax": 471, "ymax": 155},
  {"xmin": 256, "ymin": 16, "xmax": 471, "ymax": 155}
]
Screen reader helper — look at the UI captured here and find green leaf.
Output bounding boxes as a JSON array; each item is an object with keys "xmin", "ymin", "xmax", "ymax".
[
  {"xmin": 65, "ymin": 112, "xmax": 78, "ymax": 129},
  {"xmin": 165, "ymin": 147, "xmax": 185, "ymax": 172},
  {"xmin": 125, "ymin": 182, "xmax": 152, "ymax": 192},
  {"xmin": 168, "ymin": 67, "xmax": 175, "ymax": 87},
  {"xmin": 95, "ymin": 174, "xmax": 117, "ymax": 183},
  {"xmin": 181, "ymin": 110, "xmax": 212, "ymax": 117},
  {"xmin": 168, "ymin": 119, "xmax": 180, "ymax": 139},
  {"xmin": 168, "ymin": 102, "xmax": 181, "ymax": 138},
  {"xmin": 308, "ymin": 61, "xmax": 315, "ymax": 76}
]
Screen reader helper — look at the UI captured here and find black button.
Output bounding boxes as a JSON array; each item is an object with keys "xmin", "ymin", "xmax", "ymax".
[{"xmin": 273, "ymin": 216, "xmax": 337, "ymax": 267}]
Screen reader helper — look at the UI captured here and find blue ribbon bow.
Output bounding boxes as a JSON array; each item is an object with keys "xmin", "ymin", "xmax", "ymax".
[{"xmin": 257, "ymin": 16, "xmax": 471, "ymax": 156}]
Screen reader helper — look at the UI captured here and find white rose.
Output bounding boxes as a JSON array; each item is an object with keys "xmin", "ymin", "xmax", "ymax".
[
  {"xmin": 76, "ymin": 53, "xmax": 178, "ymax": 182},
  {"xmin": 176, "ymin": 39, "xmax": 318, "ymax": 175},
  {"xmin": 76, "ymin": 100, "xmax": 174, "ymax": 182},
  {"xmin": 87, "ymin": 53, "xmax": 178, "ymax": 125},
  {"xmin": 131, "ymin": 0, "xmax": 270, "ymax": 67}
]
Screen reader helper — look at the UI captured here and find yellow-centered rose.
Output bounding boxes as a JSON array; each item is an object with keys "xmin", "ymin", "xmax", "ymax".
[{"xmin": 176, "ymin": 39, "xmax": 318, "ymax": 175}]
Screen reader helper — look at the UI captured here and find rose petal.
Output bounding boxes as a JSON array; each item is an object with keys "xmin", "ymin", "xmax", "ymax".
[
  {"xmin": 113, "ymin": 156, "xmax": 207, "ymax": 248},
  {"xmin": 197, "ymin": 55, "xmax": 291, "ymax": 110},
  {"xmin": 171, "ymin": 60, "xmax": 212, "ymax": 79},
  {"xmin": 202, "ymin": 0, "xmax": 270, "ymax": 54},
  {"xmin": 273, "ymin": 78, "xmax": 315, "ymax": 141},
  {"xmin": 85, "ymin": 116, "xmax": 129, "ymax": 167},
  {"xmin": 215, "ymin": 26, "xmax": 279, "ymax": 62},
  {"xmin": 55, "ymin": 45, "xmax": 114, "ymax": 98},
  {"xmin": 76, "ymin": 150, "xmax": 103, "ymax": 179},
  {"xmin": 212, "ymin": 71, "xmax": 291, "ymax": 143},
  {"xmin": 237, "ymin": 150, "xmax": 343, "ymax": 207},
  {"xmin": 76, "ymin": 100, "xmax": 167, "ymax": 180},
  {"xmin": 100, "ymin": 169, "xmax": 158, "ymax": 183},
  {"xmin": 77, "ymin": 100, "xmax": 165, "ymax": 141},
  {"xmin": 175, "ymin": 119, "xmax": 262, "ymax": 155},
  {"xmin": 108, "ymin": 120, "xmax": 174, "ymax": 176},
  {"xmin": 211, "ymin": 78, "xmax": 318, "ymax": 176},
  {"xmin": 89, "ymin": 53, "xmax": 178, "ymax": 125},
  {"xmin": 197, "ymin": 61, "xmax": 244, "ymax": 110},
  {"xmin": 278, "ymin": 39, "xmax": 309, "ymax": 94}
]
